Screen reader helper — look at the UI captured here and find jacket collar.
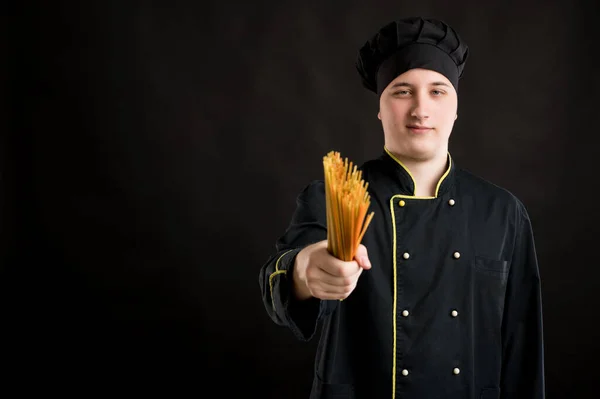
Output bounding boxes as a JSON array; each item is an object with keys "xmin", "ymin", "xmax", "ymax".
[{"xmin": 380, "ymin": 146, "xmax": 456, "ymax": 198}]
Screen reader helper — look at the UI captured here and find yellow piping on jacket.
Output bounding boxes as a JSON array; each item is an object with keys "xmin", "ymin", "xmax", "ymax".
[
  {"xmin": 386, "ymin": 146, "xmax": 452, "ymax": 399},
  {"xmin": 269, "ymin": 249, "xmax": 294, "ymax": 311}
]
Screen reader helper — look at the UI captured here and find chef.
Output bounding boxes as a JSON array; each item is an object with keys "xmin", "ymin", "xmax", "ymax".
[{"xmin": 258, "ymin": 16, "xmax": 545, "ymax": 399}]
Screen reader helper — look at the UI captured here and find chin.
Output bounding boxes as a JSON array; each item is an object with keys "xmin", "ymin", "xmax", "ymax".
[{"xmin": 386, "ymin": 138, "xmax": 444, "ymax": 162}]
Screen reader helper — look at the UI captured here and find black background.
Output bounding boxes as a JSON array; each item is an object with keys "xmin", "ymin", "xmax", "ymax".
[{"xmin": 5, "ymin": 1, "xmax": 599, "ymax": 397}]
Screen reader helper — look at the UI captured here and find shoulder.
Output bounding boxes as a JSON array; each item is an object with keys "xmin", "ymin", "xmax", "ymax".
[
  {"xmin": 297, "ymin": 155, "xmax": 386, "ymax": 195},
  {"xmin": 295, "ymin": 179, "xmax": 325, "ymax": 207},
  {"xmin": 356, "ymin": 156, "xmax": 390, "ymax": 183},
  {"xmin": 359, "ymin": 156, "xmax": 385, "ymax": 172},
  {"xmin": 455, "ymin": 167, "xmax": 530, "ymax": 220}
]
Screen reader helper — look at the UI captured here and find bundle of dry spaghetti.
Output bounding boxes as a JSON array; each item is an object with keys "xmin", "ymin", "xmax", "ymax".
[{"xmin": 323, "ymin": 151, "xmax": 375, "ymax": 262}]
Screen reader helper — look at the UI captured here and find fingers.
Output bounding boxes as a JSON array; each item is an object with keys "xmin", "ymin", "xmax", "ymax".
[
  {"xmin": 302, "ymin": 241, "xmax": 371, "ymax": 300},
  {"xmin": 308, "ymin": 279, "xmax": 358, "ymax": 300},
  {"xmin": 306, "ymin": 263, "xmax": 363, "ymax": 300},
  {"xmin": 318, "ymin": 257, "xmax": 362, "ymax": 277},
  {"xmin": 307, "ymin": 264, "xmax": 362, "ymax": 287},
  {"xmin": 354, "ymin": 244, "xmax": 372, "ymax": 270}
]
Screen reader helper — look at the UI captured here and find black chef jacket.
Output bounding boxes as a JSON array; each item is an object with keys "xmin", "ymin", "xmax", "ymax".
[{"xmin": 258, "ymin": 148, "xmax": 545, "ymax": 399}]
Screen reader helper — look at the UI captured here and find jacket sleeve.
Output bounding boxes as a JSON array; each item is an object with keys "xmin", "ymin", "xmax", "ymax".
[
  {"xmin": 500, "ymin": 202, "xmax": 545, "ymax": 398},
  {"xmin": 258, "ymin": 180, "xmax": 338, "ymax": 342}
]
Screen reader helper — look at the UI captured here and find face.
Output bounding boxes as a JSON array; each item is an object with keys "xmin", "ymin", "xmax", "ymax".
[{"xmin": 378, "ymin": 68, "xmax": 458, "ymax": 162}]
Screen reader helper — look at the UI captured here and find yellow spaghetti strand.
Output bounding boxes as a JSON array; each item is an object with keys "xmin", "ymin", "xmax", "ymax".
[{"xmin": 322, "ymin": 151, "xmax": 375, "ymax": 261}]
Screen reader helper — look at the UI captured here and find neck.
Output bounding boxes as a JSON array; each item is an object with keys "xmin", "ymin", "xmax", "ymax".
[{"xmin": 389, "ymin": 150, "xmax": 450, "ymax": 197}]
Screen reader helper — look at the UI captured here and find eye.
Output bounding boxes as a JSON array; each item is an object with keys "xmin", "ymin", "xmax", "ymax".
[
  {"xmin": 432, "ymin": 90, "xmax": 445, "ymax": 96},
  {"xmin": 393, "ymin": 90, "xmax": 411, "ymax": 96}
]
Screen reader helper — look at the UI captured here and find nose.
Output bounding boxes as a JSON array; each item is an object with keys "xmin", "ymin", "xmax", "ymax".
[{"xmin": 410, "ymin": 93, "xmax": 431, "ymax": 120}]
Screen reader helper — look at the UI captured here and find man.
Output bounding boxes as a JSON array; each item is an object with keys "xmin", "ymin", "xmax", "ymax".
[{"xmin": 258, "ymin": 17, "xmax": 545, "ymax": 399}]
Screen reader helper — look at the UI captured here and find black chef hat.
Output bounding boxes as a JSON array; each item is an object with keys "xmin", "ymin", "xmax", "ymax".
[{"xmin": 356, "ymin": 17, "xmax": 469, "ymax": 96}]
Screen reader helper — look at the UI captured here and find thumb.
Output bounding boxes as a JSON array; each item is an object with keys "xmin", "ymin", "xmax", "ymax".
[{"xmin": 354, "ymin": 244, "xmax": 371, "ymax": 270}]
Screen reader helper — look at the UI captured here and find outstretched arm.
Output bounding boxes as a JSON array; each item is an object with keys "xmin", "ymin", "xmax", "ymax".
[{"xmin": 258, "ymin": 180, "xmax": 336, "ymax": 342}]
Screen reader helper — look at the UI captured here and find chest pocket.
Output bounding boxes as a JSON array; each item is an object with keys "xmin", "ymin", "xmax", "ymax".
[
  {"xmin": 472, "ymin": 255, "xmax": 509, "ymax": 327},
  {"xmin": 474, "ymin": 255, "xmax": 509, "ymax": 281}
]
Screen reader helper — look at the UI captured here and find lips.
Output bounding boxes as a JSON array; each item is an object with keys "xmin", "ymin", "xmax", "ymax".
[{"xmin": 407, "ymin": 125, "xmax": 432, "ymax": 133}]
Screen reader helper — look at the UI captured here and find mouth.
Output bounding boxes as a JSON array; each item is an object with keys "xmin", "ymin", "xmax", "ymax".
[{"xmin": 406, "ymin": 125, "xmax": 433, "ymax": 133}]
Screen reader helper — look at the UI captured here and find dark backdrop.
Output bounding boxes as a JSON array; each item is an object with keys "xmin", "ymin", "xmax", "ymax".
[{"xmin": 5, "ymin": 0, "xmax": 598, "ymax": 397}]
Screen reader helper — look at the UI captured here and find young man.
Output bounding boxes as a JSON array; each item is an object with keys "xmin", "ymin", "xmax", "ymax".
[{"xmin": 258, "ymin": 17, "xmax": 545, "ymax": 399}]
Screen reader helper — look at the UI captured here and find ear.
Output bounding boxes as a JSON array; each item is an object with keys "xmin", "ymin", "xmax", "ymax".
[
  {"xmin": 378, "ymin": 111, "xmax": 382, "ymax": 120},
  {"xmin": 455, "ymin": 114, "xmax": 458, "ymax": 120}
]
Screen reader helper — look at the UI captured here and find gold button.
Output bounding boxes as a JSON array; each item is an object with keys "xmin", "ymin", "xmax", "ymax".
[
  {"xmin": 453, "ymin": 252, "xmax": 461, "ymax": 259},
  {"xmin": 451, "ymin": 310, "xmax": 458, "ymax": 317},
  {"xmin": 399, "ymin": 200, "xmax": 406, "ymax": 207},
  {"xmin": 403, "ymin": 252, "xmax": 410, "ymax": 260},
  {"xmin": 448, "ymin": 199, "xmax": 455, "ymax": 206}
]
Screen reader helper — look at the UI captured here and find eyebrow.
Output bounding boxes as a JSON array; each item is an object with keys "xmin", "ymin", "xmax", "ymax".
[{"xmin": 390, "ymin": 81, "xmax": 451, "ymax": 88}]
